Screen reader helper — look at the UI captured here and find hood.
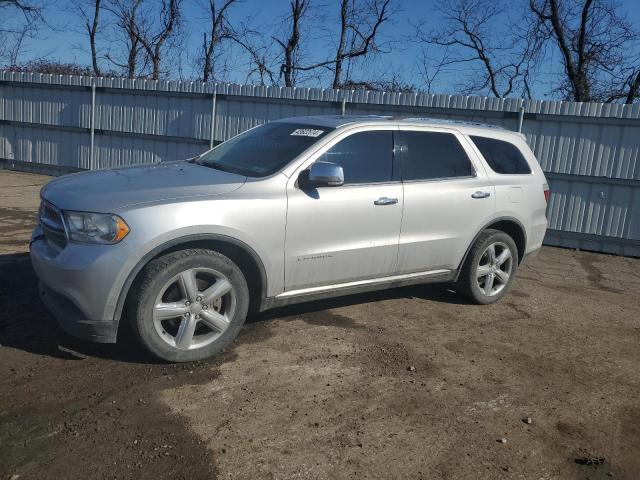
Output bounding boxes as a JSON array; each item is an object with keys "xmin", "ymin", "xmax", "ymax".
[{"xmin": 41, "ymin": 161, "xmax": 246, "ymax": 212}]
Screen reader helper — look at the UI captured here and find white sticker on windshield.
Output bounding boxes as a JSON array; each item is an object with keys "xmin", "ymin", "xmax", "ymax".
[{"xmin": 290, "ymin": 128, "xmax": 324, "ymax": 137}]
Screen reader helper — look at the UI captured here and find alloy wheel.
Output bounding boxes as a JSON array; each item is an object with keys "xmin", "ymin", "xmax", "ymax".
[
  {"xmin": 476, "ymin": 242, "xmax": 513, "ymax": 297},
  {"xmin": 152, "ymin": 267, "xmax": 236, "ymax": 350}
]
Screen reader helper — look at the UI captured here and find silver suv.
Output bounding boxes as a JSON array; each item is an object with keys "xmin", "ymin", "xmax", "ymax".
[{"xmin": 31, "ymin": 116, "xmax": 548, "ymax": 362}]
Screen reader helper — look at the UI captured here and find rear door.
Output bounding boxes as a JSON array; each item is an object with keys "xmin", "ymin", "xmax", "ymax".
[
  {"xmin": 396, "ymin": 127, "xmax": 496, "ymax": 273},
  {"xmin": 469, "ymin": 135, "xmax": 548, "ymax": 253},
  {"xmin": 284, "ymin": 127, "xmax": 403, "ymax": 290}
]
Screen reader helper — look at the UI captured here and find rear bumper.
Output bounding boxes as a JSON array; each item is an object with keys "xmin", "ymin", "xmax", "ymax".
[
  {"xmin": 521, "ymin": 245, "xmax": 541, "ymax": 264},
  {"xmin": 39, "ymin": 282, "xmax": 118, "ymax": 343}
]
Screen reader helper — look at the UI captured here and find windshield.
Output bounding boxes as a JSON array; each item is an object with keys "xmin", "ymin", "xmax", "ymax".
[{"xmin": 197, "ymin": 122, "xmax": 333, "ymax": 177}]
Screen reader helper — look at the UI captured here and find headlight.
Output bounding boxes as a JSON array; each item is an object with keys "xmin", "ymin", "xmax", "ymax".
[{"xmin": 62, "ymin": 211, "xmax": 130, "ymax": 244}]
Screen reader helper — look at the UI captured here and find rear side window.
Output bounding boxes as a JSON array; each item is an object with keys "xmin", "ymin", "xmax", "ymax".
[
  {"xmin": 321, "ymin": 131, "xmax": 393, "ymax": 184},
  {"xmin": 470, "ymin": 136, "xmax": 532, "ymax": 174},
  {"xmin": 397, "ymin": 131, "xmax": 473, "ymax": 181}
]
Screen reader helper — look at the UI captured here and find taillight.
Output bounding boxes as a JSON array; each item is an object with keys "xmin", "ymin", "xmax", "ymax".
[{"xmin": 543, "ymin": 183, "xmax": 550, "ymax": 203}]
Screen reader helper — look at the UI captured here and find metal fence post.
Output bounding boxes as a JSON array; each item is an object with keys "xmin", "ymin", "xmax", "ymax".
[
  {"xmin": 90, "ymin": 80, "xmax": 96, "ymax": 169},
  {"xmin": 517, "ymin": 102, "xmax": 525, "ymax": 133},
  {"xmin": 209, "ymin": 89, "xmax": 217, "ymax": 149}
]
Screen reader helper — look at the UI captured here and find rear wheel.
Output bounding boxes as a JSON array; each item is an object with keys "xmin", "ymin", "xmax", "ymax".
[
  {"xmin": 457, "ymin": 229, "xmax": 518, "ymax": 304},
  {"xmin": 131, "ymin": 249, "xmax": 249, "ymax": 362}
]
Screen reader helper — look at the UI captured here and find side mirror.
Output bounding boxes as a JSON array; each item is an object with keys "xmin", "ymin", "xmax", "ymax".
[{"xmin": 306, "ymin": 161, "xmax": 344, "ymax": 187}]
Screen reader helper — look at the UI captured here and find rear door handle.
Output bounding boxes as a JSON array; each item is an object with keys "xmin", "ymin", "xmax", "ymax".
[
  {"xmin": 471, "ymin": 191, "xmax": 490, "ymax": 199},
  {"xmin": 374, "ymin": 197, "xmax": 398, "ymax": 206}
]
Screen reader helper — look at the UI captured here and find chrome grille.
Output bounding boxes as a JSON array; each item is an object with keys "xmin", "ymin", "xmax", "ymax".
[{"xmin": 39, "ymin": 200, "xmax": 67, "ymax": 250}]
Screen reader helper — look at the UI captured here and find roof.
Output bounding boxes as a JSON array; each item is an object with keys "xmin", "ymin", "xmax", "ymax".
[{"xmin": 274, "ymin": 115, "xmax": 511, "ymax": 134}]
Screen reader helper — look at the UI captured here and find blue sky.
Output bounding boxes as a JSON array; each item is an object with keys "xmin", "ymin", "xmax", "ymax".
[{"xmin": 7, "ymin": 0, "xmax": 640, "ymax": 99}]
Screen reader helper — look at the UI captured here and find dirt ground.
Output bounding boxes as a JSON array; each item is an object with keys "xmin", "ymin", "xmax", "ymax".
[{"xmin": 1, "ymin": 170, "xmax": 639, "ymax": 480}]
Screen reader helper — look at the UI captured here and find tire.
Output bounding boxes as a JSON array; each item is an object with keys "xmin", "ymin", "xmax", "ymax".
[
  {"xmin": 130, "ymin": 249, "xmax": 250, "ymax": 362},
  {"xmin": 457, "ymin": 229, "xmax": 519, "ymax": 305}
]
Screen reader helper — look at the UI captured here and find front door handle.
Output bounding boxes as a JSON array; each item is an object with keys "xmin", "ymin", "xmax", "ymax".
[
  {"xmin": 471, "ymin": 191, "xmax": 491, "ymax": 199},
  {"xmin": 374, "ymin": 197, "xmax": 398, "ymax": 206}
]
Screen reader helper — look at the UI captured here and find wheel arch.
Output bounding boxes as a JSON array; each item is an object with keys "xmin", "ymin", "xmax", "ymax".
[
  {"xmin": 455, "ymin": 216, "xmax": 527, "ymax": 281},
  {"xmin": 113, "ymin": 234, "xmax": 268, "ymax": 325},
  {"xmin": 488, "ymin": 219, "xmax": 527, "ymax": 263}
]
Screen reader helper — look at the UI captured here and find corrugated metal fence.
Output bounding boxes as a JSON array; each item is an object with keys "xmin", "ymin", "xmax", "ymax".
[{"xmin": 1, "ymin": 72, "xmax": 639, "ymax": 256}]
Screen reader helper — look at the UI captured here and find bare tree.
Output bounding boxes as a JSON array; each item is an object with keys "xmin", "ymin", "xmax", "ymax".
[
  {"xmin": 104, "ymin": 0, "xmax": 182, "ymax": 79},
  {"xmin": 7, "ymin": 58, "xmax": 95, "ymax": 75},
  {"xmin": 416, "ymin": 0, "xmax": 538, "ymax": 98},
  {"xmin": 417, "ymin": 47, "xmax": 452, "ymax": 95},
  {"xmin": 623, "ymin": 69, "xmax": 640, "ymax": 104},
  {"xmin": 202, "ymin": 11, "xmax": 278, "ymax": 86},
  {"xmin": 273, "ymin": 0, "xmax": 308, "ymax": 87},
  {"xmin": 200, "ymin": 0, "xmax": 237, "ymax": 82},
  {"xmin": 133, "ymin": 0, "xmax": 182, "ymax": 80},
  {"xmin": 331, "ymin": 0, "xmax": 393, "ymax": 88},
  {"xmin": 247, "ymin": 50, "xmax": 276, "ymax": 85},
  {"xmin": 288, "ymin": 0, "xmax": 393, "ymax": 88},
  {"xmin": 105, "ymin": 0, "xmax": 144, "ymax": 78},
  {"xmin": 230, "ymin": 33, "xmax": 276, "ymax": 85},
  {"xmin": 0, "ymin": 0, "xmax": 43, "ymax": 66},
  {"xmin": 72, "ymin": 0, "xmax": 102, "ymax": 76},
  {"xmin": 0, "ymin": 0, "xmax": 39, "ymax": 12},
  {"xmin": 341, "ymin": 73, "xmax": 415, "ymax": 92},
  {"xmin": 5, "ymin": 28, "xmax": 28, "ymax": 65},
  {"xmin": 529, "ymin": 0, "xmax": 639, "ymax": 103}
]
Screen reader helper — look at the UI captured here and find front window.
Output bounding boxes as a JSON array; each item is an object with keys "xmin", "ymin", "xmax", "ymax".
[
  {"xmin": 196, "ymin": 122, "xmax": 333, "ymax": 177},
  {"xmin": 320, "ymin": 131, "xmax": 393, "ymax": 184}
]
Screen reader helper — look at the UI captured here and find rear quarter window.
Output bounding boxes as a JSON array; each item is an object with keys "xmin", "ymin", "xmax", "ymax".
[{"xmin": 470, "ymin": 136, "xmax": 532, "ymax": 174}]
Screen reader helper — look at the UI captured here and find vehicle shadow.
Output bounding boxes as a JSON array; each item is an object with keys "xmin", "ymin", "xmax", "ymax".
[
  {"xmin": 0, "ymin": 253, "xmax": 162, "ymax": 364},
  {"xmin": 251, "ymin": 282, "xmax": 471, "ymax": 325},
  {"xmin": 0, "ymin": 252, "xmax": 472, "ymax": 363}
]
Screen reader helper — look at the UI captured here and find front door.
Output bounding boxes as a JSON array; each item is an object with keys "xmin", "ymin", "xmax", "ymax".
[{"xmin": 284, "ymin": 129, "xmax": 403, "ymax": 291}]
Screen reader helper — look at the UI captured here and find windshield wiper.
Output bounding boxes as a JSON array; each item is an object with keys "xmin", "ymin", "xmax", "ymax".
[{"xmin": 197, "ymin": 160, "xmax": 240, "ymax": 175}]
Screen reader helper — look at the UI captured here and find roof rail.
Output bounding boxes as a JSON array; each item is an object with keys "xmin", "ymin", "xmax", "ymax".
[{"xmin": 400, "ymin": 117, "xmax": 506, "ymax": 130}]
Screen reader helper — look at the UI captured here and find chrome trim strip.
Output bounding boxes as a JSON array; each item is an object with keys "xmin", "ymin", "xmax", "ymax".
[
  {"xmin": 40, "ymin": 199, "xmax": 69, "ymax": 240},
  {"xmin": 277, "ymin": 269, "xmax": 451, "ymax": 298},
  {"xmin": 40, "ymin": 216, "xmax": 65, "ymax": 232}
]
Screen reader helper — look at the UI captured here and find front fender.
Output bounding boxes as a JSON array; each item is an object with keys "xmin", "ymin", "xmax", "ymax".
[
  {"xmin": 111, "ymin": 194, "xmax": 286, "ymax": 322},
  {"xmin": 111, "ymin": 231, "xmax": 270, "ymax": 323}
]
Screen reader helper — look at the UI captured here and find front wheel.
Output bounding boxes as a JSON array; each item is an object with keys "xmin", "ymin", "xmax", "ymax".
[
  {"xmin": 130, "ymin": 249, "xmax": 250, "ymax": 362},
  {"xmin": 457, "ymin": 229, "xmax": 518, "ymax": 304}
]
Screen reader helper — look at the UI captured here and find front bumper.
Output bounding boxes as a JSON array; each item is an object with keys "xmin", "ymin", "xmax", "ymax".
[
  {"xmin": 30, "ymin": 225, "xmax": 139, "ymax": 343},
  {"xmin": 39, "ymin": 281, "xmax": 117, "ymax": 342}
]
